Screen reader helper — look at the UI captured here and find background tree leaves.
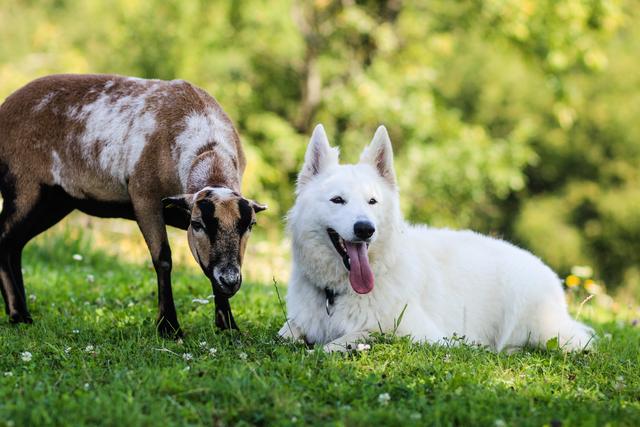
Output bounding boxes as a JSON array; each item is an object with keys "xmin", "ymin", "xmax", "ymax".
[{"xmin": 0, "ymin": 0, "xmax": 638, "ymax": 296}]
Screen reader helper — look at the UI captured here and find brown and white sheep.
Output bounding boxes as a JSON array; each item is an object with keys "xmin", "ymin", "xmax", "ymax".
[{"xmin": 0, "ymin": 74, "xmax": 266, "ymax": 336}]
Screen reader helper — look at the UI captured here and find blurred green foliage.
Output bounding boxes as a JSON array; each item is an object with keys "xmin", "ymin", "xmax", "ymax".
[{"xmin": 1, "ymin": 0, "xmax": 639, "ymax": 295}]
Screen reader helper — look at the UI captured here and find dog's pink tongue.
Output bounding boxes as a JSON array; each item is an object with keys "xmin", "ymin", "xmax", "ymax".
[{"xmin": 345, "ymin": 242, "xmax": 374, "ymax": 294}]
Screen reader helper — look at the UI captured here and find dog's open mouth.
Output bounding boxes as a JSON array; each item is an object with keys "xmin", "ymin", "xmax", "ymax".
[{"xmin": 327, "ymin": 228, "xmax": 374, "ymax": 294}]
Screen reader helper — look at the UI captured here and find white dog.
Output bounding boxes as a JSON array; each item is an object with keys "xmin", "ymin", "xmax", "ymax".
[{"xmin": 278, "ymin": 124, "xmax": 594, "ymax": 353}]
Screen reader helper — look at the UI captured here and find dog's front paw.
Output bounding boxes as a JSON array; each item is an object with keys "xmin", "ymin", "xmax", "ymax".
[
  {"xmin": 321, "ymin": 331, "xmax": 371, "ymax": 353},
  {"xmin": 278, "ymin": 321, "xmax": 303, "ymax": 341},
  {"xmin": 322, "ymin": 341, "xmax": 355, "ymax": 353}
]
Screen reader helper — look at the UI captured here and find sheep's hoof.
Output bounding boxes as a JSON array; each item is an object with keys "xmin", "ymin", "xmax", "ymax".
[
  {"xmin": 8, "ymin": 311, "xmax": 33, "ymax": 324},
  {"xmin": 215, "ymin": 310, "xmax": 239, "ymax": 331},
  {"xmin": 156, "ymin": 317, "xmax": 183, "ymax": 339}
]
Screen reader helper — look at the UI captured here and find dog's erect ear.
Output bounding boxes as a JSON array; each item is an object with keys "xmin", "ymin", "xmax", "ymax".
[
  {"xmin": 162, "ymin": 194, "xmax": 193, "ymax": 219},
  {"xmin": 298, "ymin": 124, "xmax": 340, "ymax": 189},
  {"xmin": 360, "ymin": 125, "xmax": 396, "ymax": 187}
]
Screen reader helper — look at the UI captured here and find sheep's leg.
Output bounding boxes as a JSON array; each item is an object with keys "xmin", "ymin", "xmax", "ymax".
[
  {"xmin": 12, "ymin": 195, "xmax": 73, "ymax": 307},
  {"xmin": 0, "ymin": 196, "xmax": 21, "ymax": 320},
  {"xmin": 132, "ymin": 197, "xmax": 181, "ymax": 338},
  {"xmin": 3, "ymin": 249, "xmax": 27, "ymax": 322},
  {"xmin": 0, "ymin": 273, "xmax": 8, "ymax": 316},
  {"xmin": 0, "ymin": 256, "xmax": 23, "ymax": 323},
  {"xmin": 0, "ymin": 194, "xmax": 14, "ymax": 316},
  {"xmin": 214, "ymin": 294, "xmax": 238, "ymax": 330},
  {"xmin": 0, "ymin": 185, "xmax": 72, "ymax": 323},
  {"xmin": 0, "ymin": 186, "xmax": 38, "ymax": 323}
]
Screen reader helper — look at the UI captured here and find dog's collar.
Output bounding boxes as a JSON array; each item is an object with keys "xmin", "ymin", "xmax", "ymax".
[{"xmin": 324, "ymin": 287, "xmax": 340, "ymax": 316}]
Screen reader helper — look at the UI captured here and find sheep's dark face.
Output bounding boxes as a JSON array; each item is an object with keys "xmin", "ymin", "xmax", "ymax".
[{"xmin": 163, "ymin": 187, "xmax": 266, "ymax": 297}]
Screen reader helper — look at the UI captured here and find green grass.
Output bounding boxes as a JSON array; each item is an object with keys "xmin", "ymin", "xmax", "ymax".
[{"xmin": 1, "ymin": 230, "xmax": 639, "ymax": 427}]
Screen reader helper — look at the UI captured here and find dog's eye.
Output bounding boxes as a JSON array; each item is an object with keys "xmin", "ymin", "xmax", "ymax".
[
  {"xmin": 190, "ymin": 221, "xmax": 204, "ymax": 232},
  {"xmin": 368, "ymin": 198, "xmax": 378, "ymax": 205},
  {"xmin": 330, "ymin": 196, "xmax": 346, "ymax": 205}
]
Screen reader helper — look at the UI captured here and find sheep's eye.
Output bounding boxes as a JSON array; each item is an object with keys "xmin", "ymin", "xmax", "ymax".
[
  {"xmin": 190, "ymin": 221, "xmax": 204, "ymax": 232},
  {"xmin": 368, "ymin": 198, "xmax": 378, "ymax": 205},
  {"xmin": 248, "ymin": 220, "xmax": 256, "ymax": 232},
  {"xmin": 330, "ymin": 196, "xmax": 346, "ymax": 204}
]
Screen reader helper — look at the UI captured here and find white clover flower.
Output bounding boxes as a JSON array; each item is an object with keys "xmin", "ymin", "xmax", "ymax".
[
  {"xmin": 199, "ymin": 341, "xmax": 207, "ymax": 348},
  {"xmin": 86, "ymin": 274, "xmax": 95, "ymax": 283},
  {"xmin": 183, "ymin": 366, "xmax": 191, "ymax": 372},
  {"xmin": 83, "ymin": 383, "xmax": 90, "ymax": 391},
  {"xmin": 377, "ymin": 392, "xmax": 390, "ymax": 405},
  {"xmin": 182, "ymin": 353, "xmax": 193, "ymax": 362},
  {"xmin": 239, "ymin": 352, "xmax": 248, "ymax": 361},
  {"xmin": 85, "ymin": 345, "xmax": 95, "ymax": 352},
  {"xmin": 209, "ymin": 347, "xmax": 218, "ymax": 356},
  {"xmin": 4, "ymin": 371, "xmax": 13, "ymax": 377},
  {"xmin": 356, "ymin": 343, "xmax": 371, "ymax": 352},
  {"xmin": 72, "ymin": 254, "xmax": 83, "ymax": 261},
  {"xmin": 72, "ymin": 329, "xmax": 80, "ymax": 334},
  {"xmin": 64, "ymin": 347, "xmax": 72, "ymax": 354},
  {"xmin": 20, "ymin": 351, "xmax": 32, "ymax": 362},
  {"xmin": 192, "ymin": 298, "xmax": 209, "ymax": 305},
  {"xmin": 28, "ymin": 294, "xmax": 36, "ymax": 302}
]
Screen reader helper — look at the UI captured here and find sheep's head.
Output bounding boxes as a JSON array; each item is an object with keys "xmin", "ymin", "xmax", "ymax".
[{"xmin": 163, "ymin": 187, "xmax": 266, "ymax": 297}]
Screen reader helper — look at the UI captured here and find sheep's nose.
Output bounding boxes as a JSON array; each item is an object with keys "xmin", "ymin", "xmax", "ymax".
[
  {"xmin": 214, "ymin": 265, "xmax": 241, "ymax": 295},
  {"xmin": 354, "ymin": 220, "xmax": 375, "ymax": 240}
]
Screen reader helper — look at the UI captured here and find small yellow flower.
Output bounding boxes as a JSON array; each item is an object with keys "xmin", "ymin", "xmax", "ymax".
[{"xmin": 565, "ymin": 275, "xmax": 581, "ymax": 287}]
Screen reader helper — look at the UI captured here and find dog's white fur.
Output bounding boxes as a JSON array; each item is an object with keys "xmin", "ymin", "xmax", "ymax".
[{"xmin": 279, "ymin": 124, "xmax": 594, "ymax": 352}]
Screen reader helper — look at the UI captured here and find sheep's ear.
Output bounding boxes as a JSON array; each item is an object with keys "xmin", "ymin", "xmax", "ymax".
[
  {"xmin": 297, "ymin": 124, "xmax": 340, "ymax": 189},
  {"xmin": 249, "ymin": 200, "xmax": 267, "ymax": 214},
  {"xmin": 162, "ymin": 194, "xmax": 193, "ymax": 217},
  {"xmin": 359, "ymin": 125, "xmax": 396, "ymax": 187}
]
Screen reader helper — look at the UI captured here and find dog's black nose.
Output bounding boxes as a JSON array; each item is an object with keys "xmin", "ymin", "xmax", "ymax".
[{"xmin": 354, "ymin": 221, "xmax": 375, "ymax": 240}]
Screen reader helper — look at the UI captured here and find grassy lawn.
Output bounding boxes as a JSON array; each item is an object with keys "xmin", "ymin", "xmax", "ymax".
[{"xmin": 1, "ymin": 229, "xmax": 639, "ymax": 427}]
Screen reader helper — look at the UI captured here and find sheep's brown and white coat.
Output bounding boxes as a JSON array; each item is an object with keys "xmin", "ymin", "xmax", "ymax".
[{"xmin": 0, "ymin": 74, "xmax": 264, "ymax": 335}]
